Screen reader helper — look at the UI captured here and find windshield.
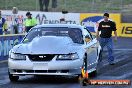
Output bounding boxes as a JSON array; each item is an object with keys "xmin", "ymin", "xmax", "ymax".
[{"xmin": 23, "ymin": 27, "xmax": 84, "ymax": 44}]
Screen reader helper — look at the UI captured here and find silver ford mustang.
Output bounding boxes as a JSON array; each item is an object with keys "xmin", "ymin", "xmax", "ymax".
[{"xmin": 8, "ymin": 24, "xmax": 101, "ymax": 82}]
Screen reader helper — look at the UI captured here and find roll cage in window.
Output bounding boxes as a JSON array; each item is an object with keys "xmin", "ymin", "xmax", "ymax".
[{"xmin": 83, "ymin": 27, "xmax": 93, "ymax": 40}]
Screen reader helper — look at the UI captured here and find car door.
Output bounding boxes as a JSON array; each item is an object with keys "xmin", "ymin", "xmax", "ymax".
[{"xmin": 82, "ymin": 28, "xmax": 98, "ymax": 70}]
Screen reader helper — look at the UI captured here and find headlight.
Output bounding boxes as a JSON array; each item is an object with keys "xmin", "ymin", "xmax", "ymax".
[
  {"xmin": 57, "ymin": 53, "xmax": 79, "ymax": 60},
  {"xmin": 10, "ymin": 52, "xmax": 26, "ymax": 60}
]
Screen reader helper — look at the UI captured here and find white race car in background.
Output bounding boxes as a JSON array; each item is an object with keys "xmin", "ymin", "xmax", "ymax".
[{"xmin": 8, "ymin": 24, "xmax": 101, "ymax": 82}]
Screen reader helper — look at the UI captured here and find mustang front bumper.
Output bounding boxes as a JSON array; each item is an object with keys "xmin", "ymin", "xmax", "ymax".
[{"xmin": 8, "ymin": 57, "xmax": 83, "ymax": 76}]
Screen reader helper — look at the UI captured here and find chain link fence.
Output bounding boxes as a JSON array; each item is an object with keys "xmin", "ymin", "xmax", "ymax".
[{"xmin": 0, "ymin": 0, "xmax": 132, "ymax": 14}]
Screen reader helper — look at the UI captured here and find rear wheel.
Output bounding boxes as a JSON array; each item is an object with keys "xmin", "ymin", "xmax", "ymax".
[{"xmin": 8, "ymin": 72, "xmax": 19, "ymax": 82}]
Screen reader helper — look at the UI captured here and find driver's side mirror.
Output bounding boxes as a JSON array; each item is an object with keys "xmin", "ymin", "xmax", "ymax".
[{"xmin": 85, "ymin": 35, "xmax": 91, "ymax": 43}]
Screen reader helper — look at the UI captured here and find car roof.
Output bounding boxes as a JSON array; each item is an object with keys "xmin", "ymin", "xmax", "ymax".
[{"xmin": 33, "ymin": 24, "xmax": 83, "ymax": 29}]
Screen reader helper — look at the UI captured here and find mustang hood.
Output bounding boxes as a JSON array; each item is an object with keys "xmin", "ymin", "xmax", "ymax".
[{"xmin": 13, "ymin": 36, "xmax": 82, "ymax": 54}]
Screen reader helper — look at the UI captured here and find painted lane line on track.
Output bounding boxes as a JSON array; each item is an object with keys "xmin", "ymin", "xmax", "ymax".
[
  {"xmin": 0, "ymin": 60, "xmax": 8, "ymax": 63},
  {"xmin": 113, "ymin": 49, "xmax": 132, "ymax": 51}
]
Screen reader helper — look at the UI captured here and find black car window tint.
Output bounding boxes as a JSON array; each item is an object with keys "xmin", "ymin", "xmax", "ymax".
[{"xmin": 68, "ymin": 28, "xmax": 84, "ymax": 44}]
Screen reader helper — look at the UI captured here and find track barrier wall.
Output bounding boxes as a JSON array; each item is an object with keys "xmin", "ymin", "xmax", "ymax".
[{"xmin": 0, "ymin": 34, "xmax": 24, "ymax": 60}]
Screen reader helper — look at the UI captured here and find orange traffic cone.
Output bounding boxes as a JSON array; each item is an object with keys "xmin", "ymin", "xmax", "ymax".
[
  {"xmin": 80, "ymin": 67, "xmax": 91, "ymax": 86},
  {"xmin": 81, "ymin": 67, "xmax": 89, "ymax": 78}
]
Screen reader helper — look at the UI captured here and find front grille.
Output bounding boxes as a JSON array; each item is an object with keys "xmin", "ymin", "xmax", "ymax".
[{"xmin": 28, "ymin": 54, "xmax": 55, "ymax": 61}]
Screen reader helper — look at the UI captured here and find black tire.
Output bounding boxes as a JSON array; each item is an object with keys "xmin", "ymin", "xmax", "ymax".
[
  {"xmin": 82, "ymin": 78, "xmax": 87, "ymax": 86},
  {"xmin": 74, "ymin": 74, "xmax": 82, "ymax": 82},
  {"xmin": 81, "ymin": 78, "xmax": 90, "ymax": 86},
  {"xmin": 90, "ymin": 70, "xmax": 97, "ymax": 77},
  {"xmin": 98, "ymin": 50, "xmax": 102, "ymax": 62},
  {"xmin": 83, "ymin": 54, "xmax": 87, "ymax": 73},
  {"xmin": 9, "ymin": 72, "xmax": 19, "ymax": 82}
]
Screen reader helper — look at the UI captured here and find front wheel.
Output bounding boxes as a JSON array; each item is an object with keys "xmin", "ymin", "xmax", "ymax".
[
  {"xmin": 98, "ymin": 50, "xmax": 102, "ymax": 62},
  {"xmin": 8, "ymin": 72, "xmax": 19, "ymax": 82},
  {"xmin": 90, "ymin": 70, "xmax": 97, "ymax": 77}
]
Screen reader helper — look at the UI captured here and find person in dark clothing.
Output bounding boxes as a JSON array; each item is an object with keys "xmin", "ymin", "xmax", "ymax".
[
  {"xmin": 39, "ymin": 0, "xmax": 50, "ymax": 12},
  {"xmin": 0, "ymin": 11, "xmax": 8, "ymax": 35},
  {"xmin": 43, "ymin": 0, "xmax": 50, "ymax": 11},
  {"xmin": 96, "ymin": 13, "xmax": 117, "ymax": 65},
  {"xmin": 52, "ymin": 0, "xmax": 57, "ymax": 8},
  {"xmin": 39, "ymin": 0, "xmax": 57, "ymax": 12},
  {"xmin": 39, "ymin": 0, "xmax": 44, "ymax": 11}
]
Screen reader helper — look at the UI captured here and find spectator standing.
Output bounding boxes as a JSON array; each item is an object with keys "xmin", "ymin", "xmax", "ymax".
[
  {"xmin": 39, "ymin": 0, "xmax": 57, "ymax": 12},
  {"xmin": 24, "ymin": 12, "xmax": 37, "ymax": 33},
  {"xmin": 96, "ymin": 13, "xmax": 117, "ymax": 65},
  {"xmin": 12, "ymin": 7, "xmax": 18, "ymax": 34},
  {"xmin": 0, "ymin": 11, "xmax": 8, "ymax": 35},
  {"xmin": 52, "ymin": 0, "xmax": 57, "ymax": 8}
]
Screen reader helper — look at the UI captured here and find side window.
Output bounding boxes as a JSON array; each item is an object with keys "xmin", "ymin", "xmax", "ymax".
[
  {"xmin": 83, "ymin": 28, "xmax": 93, "ymax": 40},
  {"xmin": 68, "ymin": 28, "xmax": 84, "ymax": 44},
  {"xmin": 22, "ymin": 28, "xmax": 41, "ymax": 43}
]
